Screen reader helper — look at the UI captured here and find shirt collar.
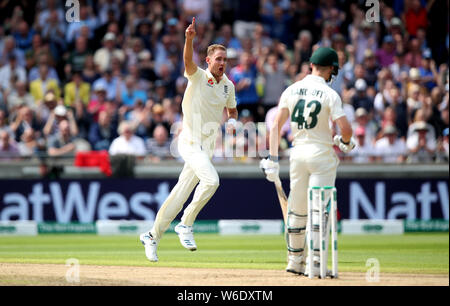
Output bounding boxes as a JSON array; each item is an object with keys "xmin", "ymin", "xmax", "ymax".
[
  {"xmin": 206, "ymin": 68, "xmax": 227, "ymax": 84},
  {"xmin": 305, "ymin": 74, "xmax": 327, "ymax": 84}
]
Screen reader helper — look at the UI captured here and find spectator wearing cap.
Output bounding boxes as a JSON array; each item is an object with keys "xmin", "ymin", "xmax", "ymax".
[
  {"xmin": 0, "ymin": 54, "xmax": 27, "ymax": 91},
  {"xmin": 64, "ymin": 71, "xmax": 91, "ymax": 107},
  {"xmin": 146, "ymin": 124, "xmax": 172, "ymax": 162},
  {"xmin": 88, "ymin": 110, "xmax": 118, "ymax": 151},
  {"xmin": 352, "ymin": 79, "xmax": 374, "ymax": 115},
  {"xmin": 375, "ymin": 125, "xmax": 407, "ymax": 163},
  {"xmin": 29, "ymin": 64, "xmax": 60, "ymax": 101},
  {"xmin": 418, "ymin": 49, "xmax": 438, "ymax": 92},
  {"xmin": 407, "ymin": 108, "xmax": 437, "ymax": 144},
  {"xmin": 88, "ymin": 82, "xmax": 110, "ymax": 122},
  {"xmin": 404, "ymin": 67, "xmax": 428, "ymax": 100},
  {"xmin": 348, "ymin": 126, "xmax": 376, "ymax": 163},
  {"xmin": 108, "ymin": 121, "xmax": 146, "ymax": 157},
  {"xmin": 93, "ymin": 32, "xmax": 125, "ymax": 73},
  {"xmin": 406, "ymin": 120, "xmax": 436, "ymax": 163},
  {"xmin": 0, "ymin": 130, "xmax": 20, "ymax": 160},
  {"xmin": 386, "ymin": 17, "xmax": 404, "ymax": 38},
  {"xmin": 376, "ymin": 35, "xmax": 396, "ymax": 68},
  {"xmin": 47, "ymin": 119, "xmax": 77, "ymax": 157},
  {"xmin": 352, "ymin": 107, "xmax": 378, "ymax": 145},
  {"xmin": 43, "ymin": 104, "xmax": 79, "ymax": 138}
]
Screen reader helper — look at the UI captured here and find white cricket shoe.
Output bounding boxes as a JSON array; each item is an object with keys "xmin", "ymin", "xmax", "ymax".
[
  {"xmin": 174, "ymin": 223, "xmax": 197, "ymax": 251},
  {"xmin": 286, "ymin": 255, "xmax": 305, "ymax": 275},
  {"xmin": 140, "ymin": 232, "xmax": 158, "ymax": 262}
]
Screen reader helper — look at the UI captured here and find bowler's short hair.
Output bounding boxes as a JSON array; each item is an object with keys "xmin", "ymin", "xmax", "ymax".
[{"xmin": 207, "ymin": 44, "xmax": 226, "ymax": 56}]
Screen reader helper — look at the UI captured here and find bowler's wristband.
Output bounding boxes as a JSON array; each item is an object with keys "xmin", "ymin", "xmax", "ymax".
[{"xmin": 268, "ymin": 155, "xmax": 279, "ymax": 162}]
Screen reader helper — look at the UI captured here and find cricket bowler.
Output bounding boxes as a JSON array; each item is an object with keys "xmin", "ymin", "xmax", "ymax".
[
  {"xmin": 140, "ymin": 17, "xmax": 238, "ymax": 262},
  {"xmin": 260, "ymin": 47, "xmax": 355, "ymax": 275}
]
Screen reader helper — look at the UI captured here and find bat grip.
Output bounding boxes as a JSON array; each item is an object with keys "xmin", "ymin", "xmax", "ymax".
[{"xmin": 274, "ymin": 177, "xmax": 282, "ymax": 188}]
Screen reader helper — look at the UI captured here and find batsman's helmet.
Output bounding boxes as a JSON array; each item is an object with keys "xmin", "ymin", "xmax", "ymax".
[{"xmin": 310, "ymin": 47, "xmax": 339, "ymax": 75}]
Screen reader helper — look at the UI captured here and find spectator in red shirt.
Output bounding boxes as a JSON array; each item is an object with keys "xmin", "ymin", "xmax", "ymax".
[{"xmin": 404, "ymin": 0, "xmax": 428, "ymax": 37}]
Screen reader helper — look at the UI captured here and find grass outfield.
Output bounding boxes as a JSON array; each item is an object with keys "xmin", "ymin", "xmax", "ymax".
[{"xmin": 0, "ymin": 233, "xmax": 448, "ymax": 274}]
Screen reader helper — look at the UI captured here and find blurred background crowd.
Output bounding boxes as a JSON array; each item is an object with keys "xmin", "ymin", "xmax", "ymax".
[{"xmin": 0, "ymin": 0, "xmax": 448, "ymax": 165}]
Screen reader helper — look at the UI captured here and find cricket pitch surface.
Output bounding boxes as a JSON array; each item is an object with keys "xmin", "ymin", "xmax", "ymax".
[{"xmin": 0, "ymin": 263, "xmax": 448, "ymax": 286}]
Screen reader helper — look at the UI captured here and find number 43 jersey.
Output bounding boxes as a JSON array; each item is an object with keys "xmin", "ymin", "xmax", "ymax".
[{"xmin": 278, "ymin": 74, "xmax": 346, "ymax": 147}]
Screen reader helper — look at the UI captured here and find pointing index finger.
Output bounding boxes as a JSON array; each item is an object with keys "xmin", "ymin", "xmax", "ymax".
[{"xmin": 192, "ymin": 17, "xmax": 195, "ymax": 27}]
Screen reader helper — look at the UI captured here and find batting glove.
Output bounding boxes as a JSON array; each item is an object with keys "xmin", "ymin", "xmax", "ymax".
[
  {"xmin": 333, "ymin": 135, "xmax": 356, "ymax": 153},
  {"xmin": 260, "ymin": 157, "xmax": 280, "ymax": 183}
]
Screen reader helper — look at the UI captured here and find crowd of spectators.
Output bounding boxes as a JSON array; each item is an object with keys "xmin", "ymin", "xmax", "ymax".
[{"xmin": 0, "ymin": 0, "xmax": 448, "ymax": 165}]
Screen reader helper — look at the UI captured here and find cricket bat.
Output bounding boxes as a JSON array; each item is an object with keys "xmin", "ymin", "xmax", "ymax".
[{"xmin": 274, "ymin": 178, "xmax": 288, "ymax": 224}]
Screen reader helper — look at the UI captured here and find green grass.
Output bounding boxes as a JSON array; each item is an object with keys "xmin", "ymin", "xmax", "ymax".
[{"xmin": 0, "ymin": 233, "xmax": 448, "ymax": 274}]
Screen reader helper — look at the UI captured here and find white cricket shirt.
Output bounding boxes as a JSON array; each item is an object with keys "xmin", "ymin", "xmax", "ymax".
[
  {"xmin": 278, "ymin": 74, "xmax": 346, "ymax": 147},
  {"xmin": 181, "ymin": 67, "xmax": 236, "ymax": 145}
]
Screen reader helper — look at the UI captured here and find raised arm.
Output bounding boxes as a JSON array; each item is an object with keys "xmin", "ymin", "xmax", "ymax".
[{"xmin": 184, "ymin": 17, "xmax": 197, "ymax": 76}]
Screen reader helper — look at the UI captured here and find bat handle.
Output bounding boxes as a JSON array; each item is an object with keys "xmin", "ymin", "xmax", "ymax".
[{"xmin": 274, "ymin": 177, "xmax": 282, "ymax": 188}]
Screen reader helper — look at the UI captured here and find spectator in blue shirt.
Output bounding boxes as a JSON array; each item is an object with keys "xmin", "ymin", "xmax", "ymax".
[
  {"xmin": 419, "ymin": 49, "xmax": 438, "ymax": 92},
  {"xmin": 120, "ymin": 75, "xmax": 147, "ymax": 117},
  {"xmin": 230, "ymin": 51, "xmax": 260, "ymax": 120}
]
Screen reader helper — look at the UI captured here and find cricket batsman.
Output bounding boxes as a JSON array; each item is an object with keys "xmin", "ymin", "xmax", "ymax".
[
  {"xmin": 260, "ymin": 47, "xmax": 355, "ymax": 275},
  {"xmin": 140, "ymin": 17, "xmax": 238, "ymax": 262}
]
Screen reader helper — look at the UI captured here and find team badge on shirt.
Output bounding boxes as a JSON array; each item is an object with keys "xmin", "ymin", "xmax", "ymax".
[{"xmin": 207, "ymin": 78, "xmax": 214, "ymax": 87}]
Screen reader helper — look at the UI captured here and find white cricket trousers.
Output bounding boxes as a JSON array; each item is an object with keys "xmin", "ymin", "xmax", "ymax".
[
  {"xmin": 287, "ymin": 143, "xmax": 339, "ymax": 256},
  {"xmin": 150, "ymin": 136, "xmax": 219, "ymax": 240}
]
